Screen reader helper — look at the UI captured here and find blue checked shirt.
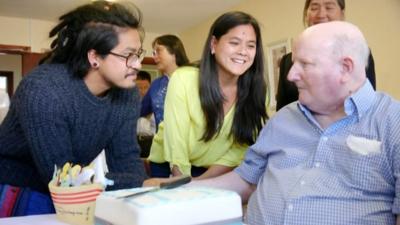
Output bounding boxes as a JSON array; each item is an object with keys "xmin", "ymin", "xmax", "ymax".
[{"xmin": 236, "ymin": 81, "xmax": 400, "ymax": 225}]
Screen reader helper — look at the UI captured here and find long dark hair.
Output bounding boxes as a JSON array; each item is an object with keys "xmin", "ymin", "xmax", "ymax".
[
  {"xmin": 199, "ymin": 11, "xmax": 268, "ymax": 145},
  {"xmin": 40, "ymin": 0, "xmax": 143, "ymax": 78},
  {"xmin": 152, "ymin": 35, "xmax": 189, "ymax": 66}
]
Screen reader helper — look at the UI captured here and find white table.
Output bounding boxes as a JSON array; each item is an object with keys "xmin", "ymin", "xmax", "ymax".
[
  {"xmin": 0, "ymin": 214, "xmax": 67, "ymax": 225},
  {"xmin": 0, "ymin": 214, "xmax": 110, "ymax": 225}
]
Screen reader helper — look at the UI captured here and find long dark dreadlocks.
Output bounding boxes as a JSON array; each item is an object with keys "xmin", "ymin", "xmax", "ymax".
[{"xmin": 40, "ymin": 0, "xmax": 143, "ymax": 78}]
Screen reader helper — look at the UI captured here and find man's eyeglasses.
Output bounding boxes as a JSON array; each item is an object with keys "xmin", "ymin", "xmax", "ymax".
[{"xmin": 108, "ymin": 49, "xmax": 146, "ymax": 67}]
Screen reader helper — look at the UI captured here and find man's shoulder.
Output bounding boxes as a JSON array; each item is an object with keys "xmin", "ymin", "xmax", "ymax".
[
  {"xmin": 26, "ymin": 63, "xmax": 68, "ymax": 77},
  {"xmin": 275, "ymin": 102, "xmax": 299, "ymax": 114},
  {"xmin": 22, "ymin": 64, "xmax": 72, "ymax": 87},
  {"xmin": 373, "ymin": 92, "xmax": 400, "ymax": 115},
  {"xmin": 17, "ymin": 64, "xmax": 73, "ymax": 95},
  {"xmin": 269, "ymin": 102, "xmax": 302, "ymax": 125}
]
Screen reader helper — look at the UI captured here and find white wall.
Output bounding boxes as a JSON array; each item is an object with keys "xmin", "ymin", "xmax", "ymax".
[
  {"xmin": 0, "ymin": 15, "xmax": 162, "ymax": 57},
  {"xmin": 0, "ymin": 16, "xmax": 55, "ymax": 52}
]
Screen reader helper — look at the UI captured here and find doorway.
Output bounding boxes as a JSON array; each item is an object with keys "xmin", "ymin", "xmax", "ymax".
[{"xmin": 0, "ymin": 44, "xmax": 45, "ymax": 96}]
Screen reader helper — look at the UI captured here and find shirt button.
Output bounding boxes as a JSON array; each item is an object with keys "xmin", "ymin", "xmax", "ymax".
[
  {"xmin": 315, "ymin": 162, "xmax": 321, "ymax": 168},
  {"xmin": 322, "ymin": 136, "xmax": 328, "ymax": 141},
  {"xmin": 300, "ymin": 180, "xmax": 306, "ymax": 186},
  {"xmin": 287, "ymin": 204, "xmax": 294, "ymax": 211}
]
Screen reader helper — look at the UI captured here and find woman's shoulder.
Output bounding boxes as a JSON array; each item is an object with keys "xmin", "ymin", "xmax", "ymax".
[
  {"xmin": 171, "ymin": 66, "xmax": 199, "ymax": 81},
  {"xmin": 168, "ymin": 66, "xmax": 199, "ymax": 92}
]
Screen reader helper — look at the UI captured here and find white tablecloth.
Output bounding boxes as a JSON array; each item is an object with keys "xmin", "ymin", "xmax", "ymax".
[
  {"xmin": 0, "ymin": 214, "xmax": 245, "ymax": 225},
  {"xmin": 0, "ymin": 214, "xmax": 67, "ymax": 225},
  {"xmin": 0, "ymin": 214, "xmax": 112, "ymax": 225}
]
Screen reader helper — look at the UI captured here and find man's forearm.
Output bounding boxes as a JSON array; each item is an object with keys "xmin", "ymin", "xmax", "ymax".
[{"xmin": 188, "ymin": 171, "xmax": 255, "ymax": 203}]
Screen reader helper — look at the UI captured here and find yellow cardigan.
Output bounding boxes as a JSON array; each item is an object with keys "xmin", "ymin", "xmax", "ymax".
[{"xmin": 148, "ymin": 66, "xmax": 247, "ymax": 176}]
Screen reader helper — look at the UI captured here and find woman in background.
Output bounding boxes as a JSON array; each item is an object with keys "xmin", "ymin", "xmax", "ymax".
[
  {"xmin": 148, "ymin": 11, "xmax": 268, "ymax": 179},
  {"xmin": 275, "ymin": 0, "xmax": 376, "ymax": 110},
  {"xmin": 140, "ymin": 34, "xmax": 189, "ymax": 129}
]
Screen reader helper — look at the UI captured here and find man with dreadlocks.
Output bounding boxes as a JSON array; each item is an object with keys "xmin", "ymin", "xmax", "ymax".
[{"xmin": 0, "ymin": 1, "xmax": 147, "ymax": 216}]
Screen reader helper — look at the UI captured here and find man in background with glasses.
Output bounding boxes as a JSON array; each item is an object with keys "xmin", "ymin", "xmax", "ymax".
[{"xmin": 0, "ymin": 1, "xmax": 148, "ymax": 216}]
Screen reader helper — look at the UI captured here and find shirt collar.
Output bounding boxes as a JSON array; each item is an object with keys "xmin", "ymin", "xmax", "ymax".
[
  {"xmin": 343, "ymin": 80, "xmax": 375, "ymax": 120},
  {"xmin": 298, "ymin": 80, "xmax": 376, "ymax": 122}
]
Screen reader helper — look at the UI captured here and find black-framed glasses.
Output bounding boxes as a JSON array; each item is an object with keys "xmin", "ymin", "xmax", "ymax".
[{"xmin": 108, "ymin": 49, "xmax": 146, "ymax": 67}]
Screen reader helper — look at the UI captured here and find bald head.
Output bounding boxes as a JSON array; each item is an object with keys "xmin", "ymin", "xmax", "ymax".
[{"xmin": 301, "ymin": 21, "xmax": 369, "ymax": 74}]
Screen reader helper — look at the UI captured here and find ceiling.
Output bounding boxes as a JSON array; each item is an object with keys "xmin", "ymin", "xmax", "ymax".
[{"xmin": 0, "ymin": 0, "xmax": 245, "ymax": 34}]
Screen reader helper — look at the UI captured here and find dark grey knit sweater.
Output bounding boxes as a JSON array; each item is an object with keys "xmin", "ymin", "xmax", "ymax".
[{"xmin": 0, "ymin": 64, "xmax": 147, "ymax": 193}]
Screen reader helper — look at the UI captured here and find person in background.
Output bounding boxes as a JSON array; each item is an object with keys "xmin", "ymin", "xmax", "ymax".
[
  {"xmin": 0, "ymin": 1, "xmax": 147, "ymax": 216},
  {"xmin": 136, "ymin": 70, "xmax": 156, "ymax": 157},
  {"xmin": 275, "ymin": 0, "xmax": 376, "ymax": 111},
  {"xmin": 147, "ymin": 11, "xmax": 268, "ymax": 178},
  {"xmin": 136, "ymin": 70, "xmax": 152, "ymax": 99},
  {"xmin": 140, "ymin": 34, "xmax": 189, "ymax": 129},
  {"xmin": 177, "ymin": 21, "xmax": 400, "ymax": 225}
]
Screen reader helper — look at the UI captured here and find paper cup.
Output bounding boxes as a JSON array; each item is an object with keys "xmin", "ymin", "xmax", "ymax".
[{"xmin": 49, "ymin": 181, "xmax": 104, "ymax": 225}]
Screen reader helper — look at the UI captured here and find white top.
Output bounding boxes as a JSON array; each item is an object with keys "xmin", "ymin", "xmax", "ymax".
[
  {"xmin": 137, "ymin": 114, "xmax": 156, "ymax": 136},
  {"xmin": 0, "ymin": 88, "xmax": 9, "ymax": 124}
]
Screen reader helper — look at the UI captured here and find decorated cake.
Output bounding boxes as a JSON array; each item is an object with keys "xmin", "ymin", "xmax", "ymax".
[{"xmin": 95, "ymin": 186, "xmax": 243, "ymax": 225}]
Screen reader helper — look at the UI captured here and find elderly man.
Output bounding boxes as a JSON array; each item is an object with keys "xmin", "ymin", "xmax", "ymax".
[{"xmin": 183, "ymin": 21, "xmax": 400, "ymax": 225}]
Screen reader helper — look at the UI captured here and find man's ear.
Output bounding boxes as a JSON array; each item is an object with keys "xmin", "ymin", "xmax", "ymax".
[
  {"xmin": 87, "ymin": 49, "xmax": 99, "ymax": 68},
  {"xmin": 340, "ymin": 56, "xmax": 354, "ymax": 83}
]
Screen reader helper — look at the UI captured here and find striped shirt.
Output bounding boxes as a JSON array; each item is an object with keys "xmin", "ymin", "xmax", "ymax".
[{"xmin": 236, "ymin": 81, "xmax": 400, "ymax": 225}]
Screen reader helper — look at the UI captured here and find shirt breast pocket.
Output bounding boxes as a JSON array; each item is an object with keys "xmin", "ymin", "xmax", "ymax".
[{"xmin": 335, "ymin": 135, "xmax": 392, "ymax": 192}]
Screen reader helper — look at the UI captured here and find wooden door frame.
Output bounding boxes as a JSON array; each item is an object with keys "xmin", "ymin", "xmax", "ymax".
[{"xmin": 0, "ymin": 44, "xmax": 31, "ymax": 54}]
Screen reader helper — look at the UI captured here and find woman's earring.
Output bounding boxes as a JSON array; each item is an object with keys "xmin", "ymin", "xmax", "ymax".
[{"xmin": 93, "ymin": 62, "xmax": 98, "ymax": 68}]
